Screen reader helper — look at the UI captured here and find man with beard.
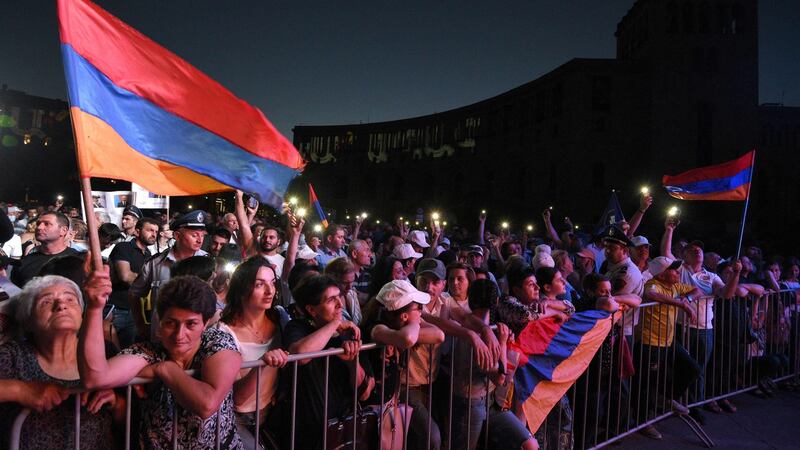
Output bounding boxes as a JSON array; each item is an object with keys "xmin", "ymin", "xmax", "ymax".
[
  {"xmin": 10, "ymin": 211, "xmax": 79, "ymax": 288},
  {"xmin": 108, "ymin": 216, "xmax": 160, "ymax": 347}
]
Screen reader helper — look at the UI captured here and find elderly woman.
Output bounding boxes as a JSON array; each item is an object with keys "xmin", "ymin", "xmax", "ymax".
[
  {"xmin": 217, "ymin": 257, "xmax": 290, "ymax": 448},
  {"xmin": 0, "ymin": 275, "xmax": 121, "ymax": 449},
  {"xmin": 80, "ymin": 270, "xmax": 243, "ymax": 449}
]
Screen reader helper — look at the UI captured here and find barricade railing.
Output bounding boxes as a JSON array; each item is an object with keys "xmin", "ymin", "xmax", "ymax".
[{"xmin": 8, "ymin": 289, "xmax": 799, "ymax": 450}]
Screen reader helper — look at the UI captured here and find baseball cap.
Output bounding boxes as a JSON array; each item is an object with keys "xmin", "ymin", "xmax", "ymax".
[
  {"xmin": 440, "ymin": 237, "xmax": 451, "ymax": 246},
  {"xmin": 409, "ymin": 230, "xmax": 430, "ymax": 248},
  {"xmin": 376, "ymin": 279, "xmax": 431, "ymax": 311},
  {"xmin": 417, "ymin": 258, "xmax": 446, "ymax": 280},
  {"xmin": 296, "ymin": 246, "xmax": 319, "ymax": 260},
  {"xmin": 630, "ymin": 236, "xmax": 651, "ymax": 247},
  {"xmin": 687, "ymin": 240, "xmax": 705, "ymax": 250},
  {"xmin": 532, "ymin": 252, "xmax": 555, "ymax": 270},
  {"xmin": 648, "ymin": 256, "xmax": 682, "ymax": 278},
  {"xmin": 576, "ymin": 248, "xmax": 595, "ymax": 261},
  {"xmin": 466, "ymin": 244, "xmax": 484, "ymax": 256},
  {"xmin": 122, "ymin": 205, "xmax": 143, "ymax": 220},
  {"xmin": 172, "ymin": 210, "xmax": 208, "ymax": 230},
  {"xmin": 392, "ymin": 243, "xmax": 423, "ymax": 260}
]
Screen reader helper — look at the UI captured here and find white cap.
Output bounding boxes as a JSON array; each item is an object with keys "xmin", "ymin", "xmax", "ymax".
[
  {"xmin": 532, "ymin": 252, "xmax": 555, "ymax": 270},
  {"xmin": 409, "ymin": 230, "xmax": 430, "ymax": 248},
  {"xmin": 376, "ymin": 279, "xmax": 431, "ymax": 311},
  {"xmin": 535, "ymin": 244, "xmax": 552, "ymax": 255},
  {"xmin": 392, "ymin": 243, "xmax": 423, "ymax": 260},
  {"xmin": 296, "ymin": 245, "xmax": 319, "ymax": 260},
  {"xmin": 648, "ymin": 256, "xmax": 682, "ymax": 278},
  {"xmin": 631, "ymin": 236, "xmax": 651, "ymax": 247}
]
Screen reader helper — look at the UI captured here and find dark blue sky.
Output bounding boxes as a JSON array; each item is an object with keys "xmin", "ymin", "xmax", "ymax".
[{"xmin": 2, "ymin": 1, "xmax": 798, "ymax": 137}]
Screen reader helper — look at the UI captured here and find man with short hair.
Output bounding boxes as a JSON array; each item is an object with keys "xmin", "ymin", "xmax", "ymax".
[
  {"xmin": 208, "ymin": 227, "xmax": 239, "ymax": 260},
  {"xmin": 68, "ymin": 218, "xmax": 89, "ymax": 252},
  {"xmin": 316, "ymin": 225, "xmax": 347, "ymax": 268},
  {"xmin": 629, "ymin": 235, "xmax": 652, "ymax": 282},
  {"xmin": 128, "ymin": 210, "xmax": 208, "ymax": 340},
  {"xmin": 347, "ymin": 239, "xmax": 372, "ymax": 304},
  {"xmin": 11, "ymin": 211, "xmax": 79, "ymax": 288},
  {"xmin": 636, "ymin": 256, "xmax": 703, "ymax": 436},
  {"xmin": 255, "ymin": 225, "xmax": 286, "ymax": 277},
  {"xmin": 120, "ymin": 205, "xmax": 143, "ymax": 241},
  {"xmin": 147, "ymin": 221, "xmax": 173, "ymax": 255},
  {"xmin": 109, "ymin": 216, "xmax": 160, "ymax": 348}
]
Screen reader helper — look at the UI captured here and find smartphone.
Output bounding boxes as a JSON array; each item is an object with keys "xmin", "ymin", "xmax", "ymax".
[
  {"xmin": 247, "ymin": 196, "xmax": 259, "ymax": 209},
  {"xmin": 104, "ymin": 304, "xmax": 116, "ymax": 320}
]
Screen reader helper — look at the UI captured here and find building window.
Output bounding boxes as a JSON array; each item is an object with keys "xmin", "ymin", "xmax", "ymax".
[
  {"xmin": 666, "ymin": 1, "xmax": 679, "ymax": 33},
  {"xmin": 591, "ymin": 76, "xmax": 611, "ymax": 111},
  {"xmin": 696, "ymin": 102, "xmax": 713, "ymax": 165},
  {"xmin": 698, "ymin": 2, "xmax": 711, "ymax": 33},
  {"xmin": 682, "ymin": 2, "xmax": 695, "ymax": 33}
]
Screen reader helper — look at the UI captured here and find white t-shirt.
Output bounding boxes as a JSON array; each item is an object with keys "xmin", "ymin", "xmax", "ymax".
[
  {"xmin": 604, "ymin": 257, "xmax": 643, "ymax": 336},
  {"xmin": 263, "ymin": 253, "xmax": 286, "ymax": 278},
  {"xmin": 2, "ymin": 235, "xmax": 22, "ymax": 258},
  {"xmin": 679, "ymin": 265, "xmax": 722, "ymax": 330}
]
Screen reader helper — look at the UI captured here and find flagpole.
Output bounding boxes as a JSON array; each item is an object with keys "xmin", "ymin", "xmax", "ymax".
[{"xmin": 734, "ymin": 150, "xmax": 757, "ymax": 259}]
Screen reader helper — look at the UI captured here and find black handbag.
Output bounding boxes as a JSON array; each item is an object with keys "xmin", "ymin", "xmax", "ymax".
[{"xmin": 325, "ymin": 406, "xmax": 380, "ymax": 450}]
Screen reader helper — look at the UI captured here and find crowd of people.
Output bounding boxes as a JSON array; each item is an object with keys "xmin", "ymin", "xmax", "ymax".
[{"xmin": 0, "ymin": 191, "xmax": 798, "ymax": 449}]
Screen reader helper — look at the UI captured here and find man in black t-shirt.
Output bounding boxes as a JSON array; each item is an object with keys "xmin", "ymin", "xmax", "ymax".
[
  {"xmin": 281, "ymin": 274, "xmax": 372, "ymax": 449},
  {"xmin": 11, "ymin": 211, "xmax": 78, "ymax": 289},
  {"xmin": 108, "ymin": 217, "xmax": 159, "ymax": 348}
]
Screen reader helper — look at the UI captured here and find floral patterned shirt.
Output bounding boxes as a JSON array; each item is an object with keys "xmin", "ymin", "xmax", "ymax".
[{"xmin": 119, "ymin": 327, "xmax": 242, "ymax": 449}]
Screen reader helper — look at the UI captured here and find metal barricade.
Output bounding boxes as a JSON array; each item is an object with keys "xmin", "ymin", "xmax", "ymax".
[{"xmin": 8, "ymin": 291, "xmax": 799, "ymax": 450}]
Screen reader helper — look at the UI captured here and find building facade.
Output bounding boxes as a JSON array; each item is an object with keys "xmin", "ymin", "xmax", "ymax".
[{"xmin": 293, "ymin": 0, "xmax": 798, "ymax": 253}]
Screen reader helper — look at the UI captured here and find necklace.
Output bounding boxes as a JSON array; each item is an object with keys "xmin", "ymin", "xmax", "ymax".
[{"xmin": 239, "ymin": 318, "xmax": 270, "ymax": 344}]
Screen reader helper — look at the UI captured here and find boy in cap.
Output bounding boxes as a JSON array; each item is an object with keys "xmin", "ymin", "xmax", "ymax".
[
  {"xmin": 128, "ymin": 210, "xmax": 209, "ymax": 340},
  {"xmin": 635, "ymin": 256, "xmax": 703, "ymax": 437}
]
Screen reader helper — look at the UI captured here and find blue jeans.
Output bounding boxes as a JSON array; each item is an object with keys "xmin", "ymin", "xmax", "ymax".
[
  {"xmin": 450, "ymin": 396, "xmax": 487, "ymax": 450},
  {"xmin": 686, "ymin": 327, "xmax": 714, "ymax": 403}
]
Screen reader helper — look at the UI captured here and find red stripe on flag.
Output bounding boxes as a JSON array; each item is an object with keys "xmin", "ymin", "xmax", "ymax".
[
  {"xmin": 57, "ymin": 0, "xmax": 304, "ymax": 170},
  {"xmin": 662, "ymin": 150, "xmax": 753, "ymax": 186}
]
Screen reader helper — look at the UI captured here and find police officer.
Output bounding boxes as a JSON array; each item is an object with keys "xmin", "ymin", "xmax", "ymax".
[{"xmin": 128, "ymin": 210, "xmax": 209, "ymax": 340}]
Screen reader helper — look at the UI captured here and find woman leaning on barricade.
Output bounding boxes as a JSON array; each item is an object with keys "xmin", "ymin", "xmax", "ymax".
[
  {"xmin": 80, "ymin": 269, "xmax": 244, "ymax": 449},
  {"xmin": 216, "ymin": 256, "xmax": 290, "ymax": 448},
  {"xmin": 0, "ymin": 275, "xmax": 123, "ymax": 449}
]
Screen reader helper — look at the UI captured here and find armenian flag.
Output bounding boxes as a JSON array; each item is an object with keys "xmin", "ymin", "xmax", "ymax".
[
  {"xmin": 309, "ymin": 183, "xmax": 328, "ymax": 228},
  {"xmin": 57, "ymin": 0, "xmax": 304, "ymax": 208},
  {"xmin": 511, "ymin": 310, "xmax": 612, "ymax": 432},
  {"xmin": 662, "ymin": 150, "xmax": 755, "ymax": 201}
]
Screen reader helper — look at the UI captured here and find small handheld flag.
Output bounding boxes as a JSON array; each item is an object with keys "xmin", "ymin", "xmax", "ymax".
[
  {"xmin": 309, "ymin": 183, "xmax": 329, "ymax": 228},
  {"xmin": 58, "ymin": 0, "xmax": 304, "ymax": 208},
  {"xmin": 594, "ymin": 191, "xmax": 626, "ymax": 234},
  {"xmin": 662, "ymin": 150, "xmax": 755, "ymax": 201}
]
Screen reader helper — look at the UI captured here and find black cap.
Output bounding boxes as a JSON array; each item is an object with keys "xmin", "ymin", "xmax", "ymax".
[
  {"xmin": 466, "ymin": 244, "xmax": 484, "ymax": 255},
  {"xmin": 122, "ymin": 205, "xmax": 143, "ymax": 220},
  {"xmin": 688, "ymin": 240, "xmax": 705, "ymax": 250},
  {"xmin": 172, "ymin": 210, "xmax": 208, "ymax": 230},
  {"xmin": 601, "ymin": 224, "xmax": 634, "ymax": 247}
]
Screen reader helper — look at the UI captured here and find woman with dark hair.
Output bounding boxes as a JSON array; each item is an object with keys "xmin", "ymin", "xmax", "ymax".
[
  {"xmin": 80, "ymin": 272, "xmax": 244, "ymax": 449},
  {"xmin": 367, "ymin": 256, "xmax": 406, "ymax": 300},
  {"xmin": 217, "ymin": 256, "xmax": 290, "ymax": 447},
  {"xmin": 535, "ymin": 266, "xmax": 576, "ymax": 316}
]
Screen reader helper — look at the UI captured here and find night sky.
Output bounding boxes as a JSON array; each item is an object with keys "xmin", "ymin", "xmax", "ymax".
[{"xmin": 2, "ymin": 0, "xmax": 799, "ymax": 138}]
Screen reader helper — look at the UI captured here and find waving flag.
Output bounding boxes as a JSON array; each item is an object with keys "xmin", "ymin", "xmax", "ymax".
[
  {"xmin": 594, "ymin": 191, "xmax": 625, "ymax": 234},
  {"xmin": 662, "ymin": 150, "xmax": 755, "ymax": 201},
  {"xmin": 510, "ymin": 310, "xmax": 612, "ymax": 432},
  {"xmin": 309, "ymin": 183, "xmax": 329, "ymax": 228},
  {"xmin": 57, "ymin": 0, "xmax": 304, "ymax": 208}
]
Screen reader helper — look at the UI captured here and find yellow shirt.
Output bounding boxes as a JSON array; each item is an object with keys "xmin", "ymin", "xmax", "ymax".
[{"xmin": 637, "ymin": 279, "xmax": 695, "ymax": 347}]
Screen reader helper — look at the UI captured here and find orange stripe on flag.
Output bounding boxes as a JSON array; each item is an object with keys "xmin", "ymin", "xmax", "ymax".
[
  {"xmin": 72, "ymin": 107, "xmax": 230, "ymax": 195},
  {"xmin": 520, "ymin": 318, "xmax": 611, "ymax": 433}
]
